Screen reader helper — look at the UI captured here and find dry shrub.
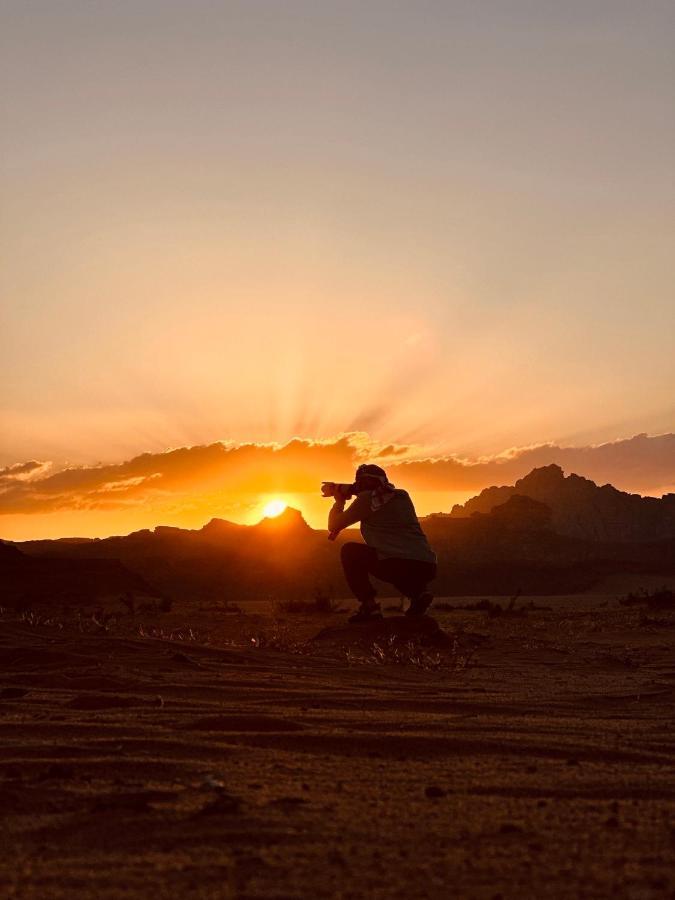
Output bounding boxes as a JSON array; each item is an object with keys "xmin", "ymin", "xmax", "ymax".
[
  {"xmin": 638, "ymin": 610, "xmax": 675, "ymax": 629},
  {"xmin": 7, "ymin": 603, "xmax": 212, "ymax": 646},
  {"xmin": 222, "ymin": 601, "xmax": 242, "ymax": 614},
  {"xmin": 435, "ymin": 594, "xmax": 550, "ymax": 617},
  {"xmin": 439, "ymin": 598, "xmax": 514, "ymax": 617},
  {"xmin": 247, "ymin": 623, "xmax": 309, "ymax": 654},
  {"xmin": 620, "ymin": 587, "xmax": 674, "ymax": 610},
  {"xmin": 137, "ymin": 623, "xmax": 209, "ymax": 643},
  {"xmin": 10, "ymin": 606, "xmax": 112, "ymax": 634},
  {"xmin": 19, "ymin": 609, "xmax": 64, "ymax": 630},
  {"xmin": 347, "ymin": 632, "xmax": 475, "ymax": 672},
  {"xmin": 274, "ymin": 586, "xmax": 344, "ymax": 616}
]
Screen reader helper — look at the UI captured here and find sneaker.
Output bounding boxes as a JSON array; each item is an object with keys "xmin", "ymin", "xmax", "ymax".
[
  {"xmin": 348, "ymin": 603, "xmax": 383, "ymax": 624},
  {"xmin": 406, "ymin": 591, "xmax": 433, "ymax": 617}
]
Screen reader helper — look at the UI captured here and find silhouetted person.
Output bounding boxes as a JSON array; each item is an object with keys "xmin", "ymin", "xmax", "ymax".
[{"xmin": 327, "ymin": 464, "xmax": 437, "ymax": 623}]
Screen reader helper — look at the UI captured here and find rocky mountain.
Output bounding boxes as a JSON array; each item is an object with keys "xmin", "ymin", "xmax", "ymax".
[
  {"xmin": 7, "ymin": 490, "xmax": 675, "ymax": 602},
  {"xmin": 0, "ymin": 541, "xmax": 165, "ymax": 610},
  {"xmin": 0, "ymin": 540, "xmax": 23, "ymax": 560},
  {"xmin": 449, "ymin": 465, "xmax": 675, "ymax": 542},
  {"xmin": 12, "ymin": 510, "xmax": 336, "ymax": 605}
]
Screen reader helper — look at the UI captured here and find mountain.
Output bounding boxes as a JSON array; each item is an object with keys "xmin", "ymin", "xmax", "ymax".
[
  {"xmin": 12, "ymin": 509, "xmax": 335, "ymax": 604},
  {"xmin": 449, "ymin": 464, "xmax": 675, "ymax": 542},
  {"xmin": 0, "ymin": 541, "xmax": 165, "ymax": 610},
  {"xmin": 7, "ymin": 495, "xmax": 675, "ymax": 602},
  {"xmin": 0, "ymin": 540, "xmax": 23, "ymax": 560},
  {"xmin": 250, "ymin": 506, "xmax": 313, "ymax": 537}
]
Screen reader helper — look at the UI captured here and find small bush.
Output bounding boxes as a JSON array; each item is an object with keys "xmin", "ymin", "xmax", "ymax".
[
  {"xmin": 620, "ymin": 587, "xmax": 674, "ymax": 610},
  {"xmin": 221, "ymin": 601, "xmax": 242, "ymax": 614},
  {"xmin": 435, "ymin": 598, "xmax": 511, "ymax": 617},
  {"xmin": 346, "ymin": 632, "xmax": 475, "ymax": 671},
  {"xmin": 274, "ymin": 586, "xmax": 344, "ymax": 616},
  {"xmin": 137, "ymin": 623, "xmax": 209, "ymax": 643},
  {"xmin": 432, "ymin": 601, "xmax": 456, "ymax": 611},
  {"xmin": 248, "ymin": 624, "xmax": 309, "ymax": 654},
  {"xmin": 638, "ymin": 610, "xmax": 674, "ymax": 629},
  {"xmin": 434, "ymin": 593, "xmax": 550, "ymax": 616},
  {"xmin": 20, "ymin": 609, "xmax": 64, "ymax": 630}
]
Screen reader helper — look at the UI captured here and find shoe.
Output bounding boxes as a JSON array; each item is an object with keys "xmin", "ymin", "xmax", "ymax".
[
  {"xmin": 348, "ymin": 603, "xmax": 383, "ymax": 624},
  {"xmin": 406, "ymin": 591, "xmax": 433, "ymax": 617}
]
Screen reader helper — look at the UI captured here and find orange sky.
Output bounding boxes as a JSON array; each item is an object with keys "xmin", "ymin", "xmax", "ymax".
[
  {"xmin": 1, "ymin": 3, "xmax": 674, "ymax": 539},
  {"xmin": 1, "ymin": 432, "xmax": 673, "ymax": 540}
]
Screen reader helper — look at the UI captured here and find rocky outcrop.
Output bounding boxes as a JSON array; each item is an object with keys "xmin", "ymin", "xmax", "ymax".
[{"xmin": 450, "ymin": 465, "xmax": 675, "ymax": 541}]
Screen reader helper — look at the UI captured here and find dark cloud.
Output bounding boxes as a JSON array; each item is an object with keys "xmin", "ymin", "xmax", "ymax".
[
  {"xmin": 390, "ymin": 432, "xmax": 675, "ymax": 496},
  {"xmin": 0, "ymin": 460, "xmax": 51, "ymax": 488},
  {"xmin": 0, "ymin": 432, "xmax": 672, "ymax": 516}
]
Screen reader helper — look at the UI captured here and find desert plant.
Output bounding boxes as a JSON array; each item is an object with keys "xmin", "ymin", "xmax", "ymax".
[
  {"xmin": 638, "ymin": 611, "xmax": 674, "ymax": 629},
  {"xmin": 312, "ymin": 585, "xmax": 342, "ymax": 613},
  {"xmin": 222, "ymin": 600, "xmax": 242, "ymax": 613},
  {"xmin": 346, "ymin": 632, "xmax": 475, "ymax": 672},
  {"xmin": 137, "ymin": 623, "xmax": 208, "ymax": 643},
  {"xmin": 19, "ymin": 609, "xmax": 64, "ymax": 629},
  {"xmin": 434, "ymin": 593, "xmax": 548, "ymax": 617},
  {"xmin": 620, "ymin": 587, "xmax": 674, "ymax": 609},
  {"xmin": 274, "ymin": 585, "xmax": 344, "ymax": 615},
  {"xmin": 248, "ymin": 623, "xmax": 309, "ymax": 654}
]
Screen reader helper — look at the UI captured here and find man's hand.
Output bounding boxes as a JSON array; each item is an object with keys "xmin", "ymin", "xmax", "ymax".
[{"xmin": 328, "ymin": 492, "xmax": 371, "ymax": 537}]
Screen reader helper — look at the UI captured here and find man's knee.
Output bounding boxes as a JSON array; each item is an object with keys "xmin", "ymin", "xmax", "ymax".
[{"xmin": 340, "ymin": 541, "xmax": 365, "ymax": 566}]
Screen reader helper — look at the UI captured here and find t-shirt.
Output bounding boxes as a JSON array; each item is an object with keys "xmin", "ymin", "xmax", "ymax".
[{"xmin": 358, "ymin": 489, "xmax": 437, "ymax": 563}]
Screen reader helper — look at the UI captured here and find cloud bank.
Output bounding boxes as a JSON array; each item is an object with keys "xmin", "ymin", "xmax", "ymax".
[{"xmin": 1, "ymin": 432, "xmax": 673, "ymax": 519}]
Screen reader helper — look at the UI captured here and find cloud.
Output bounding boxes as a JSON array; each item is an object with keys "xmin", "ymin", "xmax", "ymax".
[
  {"xmin": 391, "ymin": 432, "xmax": 675, "ymax": 496},
  {"xmin": 0, "ymin": 435, "xmax": 368, "ymax": 515},
  {"xmin": 0, "ymin": 432, "xmax": 673, "ymax": 518},
  {"xmin": 0, "ymin": 460, "xmax": 52, "ymax": 487}
]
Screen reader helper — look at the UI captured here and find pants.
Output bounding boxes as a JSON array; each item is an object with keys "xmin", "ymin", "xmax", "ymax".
[{"xmin": 340, "ymin": 542, "xmax": 437, "ymax": 605}]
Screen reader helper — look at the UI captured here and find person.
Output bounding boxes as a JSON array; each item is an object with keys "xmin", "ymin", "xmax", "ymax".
[{"xmin": 327, "ymin": 463, "xmax": 437, "ymax": 623}]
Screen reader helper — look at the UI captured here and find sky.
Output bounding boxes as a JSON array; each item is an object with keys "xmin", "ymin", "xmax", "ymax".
[{"xmin": 1, "ymin": 1, "xmax": 674, "ymax": 538}]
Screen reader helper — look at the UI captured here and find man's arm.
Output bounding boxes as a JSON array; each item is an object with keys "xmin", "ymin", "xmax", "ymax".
[{"xmin": 328, "ymin": 492, "xmax": 372, "ymax": 535}]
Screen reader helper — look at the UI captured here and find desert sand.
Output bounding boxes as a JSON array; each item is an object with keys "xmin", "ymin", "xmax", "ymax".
[{"xmin": 1, "ymin": 594, "xmax": 674, "ymax": 899}]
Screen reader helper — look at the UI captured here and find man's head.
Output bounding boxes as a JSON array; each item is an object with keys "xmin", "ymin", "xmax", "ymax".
[{"xmin": 354, "ymin": 463, "xmax": 388, "ymax": 493}]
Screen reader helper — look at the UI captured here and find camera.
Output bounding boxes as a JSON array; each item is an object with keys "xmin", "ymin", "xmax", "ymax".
[{"xmin": 321, "ymin": 481, "xmax": 355, "ymax": 500}]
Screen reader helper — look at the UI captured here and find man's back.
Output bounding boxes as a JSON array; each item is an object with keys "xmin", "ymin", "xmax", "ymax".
[{"xmin": 359, "ymin": 489, "xmax": 436, "ymax": 564}]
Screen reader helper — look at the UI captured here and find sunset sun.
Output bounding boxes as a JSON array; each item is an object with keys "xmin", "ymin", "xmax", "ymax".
[{"xmin": 262, "ymin": 499, "xmax": 287, "ymax": 519}]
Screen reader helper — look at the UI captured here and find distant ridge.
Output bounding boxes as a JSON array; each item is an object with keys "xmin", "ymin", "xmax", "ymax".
[
  {"xmin": 5, "ymin": 477, "xmax": 675, "ymax": 601},
  {"xmin": 449, "ymin": 464, "xmax": 675, "ymax": 541},
  {"xmin": 0, "ymin": 539, "xmax": 23, "ymax": 559},
  {"xmin": 0, "ymin": 539, "xmax": 164, "ymax": 607},
  {"xmin": 251, "ymin": 506, "xmax": 312, "ymax": 534}
]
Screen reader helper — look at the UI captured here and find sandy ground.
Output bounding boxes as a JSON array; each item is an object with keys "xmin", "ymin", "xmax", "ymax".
[{"xmin": 1, "ymin": 595, "xmax": 674, "ymax": 899}]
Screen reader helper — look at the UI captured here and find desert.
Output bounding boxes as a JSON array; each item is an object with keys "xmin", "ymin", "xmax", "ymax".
[
  {"xmin": 2, "ymin": 545, "xmax": 675, "ymax": 897},
  {"xmin": 2, "ymin": 3, "xmax": 674, "ymax": 896}
]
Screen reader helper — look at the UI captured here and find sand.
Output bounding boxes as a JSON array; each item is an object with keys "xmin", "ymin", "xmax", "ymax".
[{"xmin": 1, "ymin": 596, "xmax": 674, "ymax": 899}]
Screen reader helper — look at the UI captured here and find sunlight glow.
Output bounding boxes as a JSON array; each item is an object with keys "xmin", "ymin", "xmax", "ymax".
[{"xmin": 262, "ymin": 499, "xmax": 287, "ymax": 519}]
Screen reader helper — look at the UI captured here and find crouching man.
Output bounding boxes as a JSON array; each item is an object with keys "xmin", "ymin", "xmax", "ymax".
[{"xmin": 325, "ymin": 464, "xmax": 437, "ymax": 623}]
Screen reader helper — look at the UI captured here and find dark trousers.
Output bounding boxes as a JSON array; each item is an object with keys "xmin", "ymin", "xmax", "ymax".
[{"xmin": 340, "ymin": 542, "xmax": 437, "ymax": 605}]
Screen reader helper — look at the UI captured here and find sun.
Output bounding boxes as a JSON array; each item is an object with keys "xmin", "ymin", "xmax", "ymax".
[{"xmin": 262, "ymin": 498, "xmax": 287, "ymax": 519}]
